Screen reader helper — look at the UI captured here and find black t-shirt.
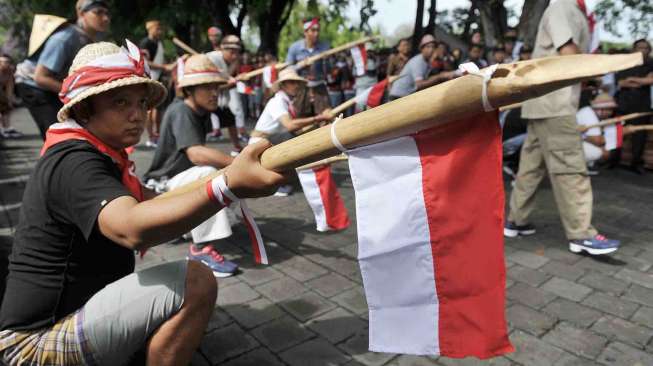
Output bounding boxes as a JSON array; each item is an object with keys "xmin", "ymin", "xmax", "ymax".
[
  {"xmin": 139, "ymin": 37, "xmax": 158, "ymax": 62},
  {"xmin": 616, "ymin": 58, "xmax": 653, "ymax": 113},
  {"xmin": 145, "ymin": 99, "xmax": 210, "ymax": 180},
  {"xmin": 0, "ymin": 140, "xmax": 135, "ymax": 331}
]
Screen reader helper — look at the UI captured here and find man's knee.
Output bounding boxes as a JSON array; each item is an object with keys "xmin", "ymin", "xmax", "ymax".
[{"xmin": 185, "ymin": 260, "xmax": 218, "ymax": 306}]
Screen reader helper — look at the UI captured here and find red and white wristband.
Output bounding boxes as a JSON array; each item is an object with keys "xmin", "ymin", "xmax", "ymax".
[
  {"xmin": 205, "ymin": 174, "xmax": 268, "ymax": 265},
  {"xmin": 206, "ymin": 174, "xmax": 238, "ymax": 207}
]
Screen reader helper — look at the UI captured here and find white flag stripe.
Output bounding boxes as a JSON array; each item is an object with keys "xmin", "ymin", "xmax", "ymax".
[
  {"xmin": 297, "ymin": 169, "xmax": 329, "ymax": 231},
  {"xmin": 348, "ymin": 136, "xmax": 440, "ymax": 355},
  {"xmin": 351, "ymin": 46, "xmax": 366, "ymax": 77},
  {"xmin": 604, "ymin": 124, "xmax": 619, "ymax": 150}
]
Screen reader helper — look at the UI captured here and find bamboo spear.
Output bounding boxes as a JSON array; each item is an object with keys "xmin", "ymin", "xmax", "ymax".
[
  {"xmin": 298, "ymin": 74, "xmax": 405, "ymax": 134},
  {"xmin": 577, "ymin": 112, "xmax": 653, "ymax": 132},
  {"xmin": 158, "ymin": 53, "xmax": 643, "ymax": 199},
  {"xmin": 627, "ymin": 125, "xmax": 653, "ymax": 133},
  {"xmin": 235, "ymin": 36, "xmax": 378, "ymax": 83},
  {"xmin": 296, "ymin": 154, "xmax": 348, "ymax": 171},
  {"xmin": 172, "ymin": 37, "xmax": 199, "ymax": 55}
]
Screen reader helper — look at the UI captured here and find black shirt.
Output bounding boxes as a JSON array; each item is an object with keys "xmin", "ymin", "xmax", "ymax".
[
  {"xmin": 616, "ymin": 58, "xmax": 653, "ymax": 113},
  {"xmin": 0, "ymin": 140, "xmax": 135, "ymax": 331},
  {"xmin": 145, "ymin": 100, "xmax": 210, "ymax": 180},
  {"xmin": 139, "ymin": 37, "xmax": 159, "ymax": 62}
]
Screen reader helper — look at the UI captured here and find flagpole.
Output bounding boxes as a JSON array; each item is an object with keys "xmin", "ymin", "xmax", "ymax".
[
  {"xmin": 577, "ymin": 111, "xmax": 653, "ymax": 132},
  {"xmin": 157, "ymin": 53, "xmax": 642, "ymax": 199},
  {"xmin": 626, "ymin": 124, "xmax": 653, "ymax": 133}
]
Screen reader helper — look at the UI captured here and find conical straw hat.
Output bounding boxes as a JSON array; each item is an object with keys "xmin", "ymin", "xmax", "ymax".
[
  {"xmin": 271, "ymin": 68, "xmax": 306, "ymax": 91},
  {"xmin": 57, "ymin": 42, "xmax": 168, "ymax": 122},
  {"xmin": 28, "ymin": 14, "xmax": 68, "ymax": 57},
  {"xmin": 178, "ymin": 54, "xmax": 226, "ymax": 88}
]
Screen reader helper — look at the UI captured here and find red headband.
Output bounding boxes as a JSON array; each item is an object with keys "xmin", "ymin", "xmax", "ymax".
[{"xmin": 303, "ymin": 17, "xmax": 320, "ymax": 31}]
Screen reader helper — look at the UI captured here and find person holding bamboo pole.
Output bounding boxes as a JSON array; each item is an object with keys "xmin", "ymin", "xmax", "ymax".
[
  {"xmin": 286, "ymin": 17, "xmax": 332, "ymax": 118},
  {"xmin": 505, "ymin": 0, "xmax": 620, "ymax": 255},
  {"xmin": 576, "ymin": 93, "xmax": 624, "ymax": 173},
  {"xmin": 250, "ymin": 68, "xmax": 331, "ymax": 196},
  {"xmin": 0, "ymin": 41, "xmax": 285, "ymax": 366}
]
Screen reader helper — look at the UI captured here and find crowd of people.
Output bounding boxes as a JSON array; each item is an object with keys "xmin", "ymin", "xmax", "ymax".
[{"xmin": 0, "ymin": 0, "xmax": 652, "ymax": 364}]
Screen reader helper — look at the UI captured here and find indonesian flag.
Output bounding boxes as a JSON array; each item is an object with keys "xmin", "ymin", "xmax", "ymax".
[
  {"xmin": 351, "ymin": 44, "xmax": 367, "ymax": 77},
  {"xmin": 298, "ymin": 165, "xmax": 350, "ymax": 232},
  {"xmin": 347, "ymin": 112, "xmax": 514, "ymax": 357},
  {"xmin": 236, "ymin": 81, "xmax": 254, "ymax": 95},
  {"xmin": 263, "ymin": 65, "xmax": 278, "ymax": 88},
  {"xmin": 604, "ymin": 123, "xmax": 623, "ymax": 150},
  {"xmin": 355, "ymin": 78, "xmax": 390, "ymax": 111}
]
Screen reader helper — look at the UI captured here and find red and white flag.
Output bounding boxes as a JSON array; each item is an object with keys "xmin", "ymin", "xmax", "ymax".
[
  {"xmin": 354, "ymin": 78, "xmax": 390, "ymax": 112},
  {"xmin": 298, "ymin": 165, "xmax": 350, "ymax": 232},
  {"xmin": 604, "ymin": 123, "xmax": 623, "ymax": 150},
  {"xmin": 236, "ymin": 81, "xmax": 254, "ymax": 95},
  {"xmin": 351, "ymin": 44, "xmax": 367, "ymax": 77},
  {"xmin": 263, "ymin": 65, "xmax": 278, "ymax": 88},
  {"xmin": 347, "ymin": 112, "xmax": 513, "ymax": 357}
]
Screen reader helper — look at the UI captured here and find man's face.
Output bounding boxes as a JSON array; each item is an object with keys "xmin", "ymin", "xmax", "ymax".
[
  {"xmin": 304, "ymin": 26, "xmax": 320, "ymax": 44},
  {"xmin": 421, "ymin": 43, "xmax": 435, "ymax": 59},
  {"xmin": 595, "ymin": 107, "xmax": 614, "ymax": 120},
  {"xmin": 222, "ymin": 48, "xmax": 240, "ymax": 64},
  {"xmin": 0, "ymin": 57, "xmax": 12, "ymax": 73},
  {"xmin": 282, "ymin": 80, "xmax": 301, "ymax": 97},
  {"xmin": 189, "ymin": 83, "xmax": 220, "ymax": 112},
  {"xmin": 81, "ymin": 6, "xmax": 111, "ymax": 33},
  {"xmin": 519, "ymin": 51, "xmax": 532, "ymax": 61},
  {"xmin": 398, "ymin": 40, "xmax": 410, "ymax": 55},
  {"xmin": 149, "ymin": 24, "xmax": 163, "ymax": 40},
  {"xmin": 634, "ymin": 41, "xmax": 652, "ymax": 58},
  {"xmin": 208, "ymin": 34, "xmax": 221, "ymax": 47},
  {"xmin": 493, "ymin": 50, "xmax": 506, "ymax": 63},
  {"xmin": 469, "ymin": 46, "xmax": 482, "ymax": 60},
  {"xmin": 85, "ymin": 84, "xmax": 149, "ymax": 150}
]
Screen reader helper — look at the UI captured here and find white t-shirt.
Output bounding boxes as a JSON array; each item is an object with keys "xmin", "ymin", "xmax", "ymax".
[
  {"xmin": 254, "ymin": 91, "xmax": 292, "ymax": 135},
  {"xmin": 576, "ymin": 106, "xmax": 601, "ymax": 138}
]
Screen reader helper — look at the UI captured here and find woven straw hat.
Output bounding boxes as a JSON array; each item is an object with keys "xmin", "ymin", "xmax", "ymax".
[
  {"xmin": 419, "ymin": 34, "xmax": 437, "ymax": 49},
  {"xmin": 591, "ymin": 93, "xmax": 617, "ymax": 109},
  {"xmin": 221, "ymin": 35, "xmax": 242, "ymax": 50},
  {"xmin": 272, "ymin": 68, "xmax": 306, "ymax": 91},
  {"xmin": 57, "ymin": 42, "xmax": 167, "ymax": 122},
  {"xmin": 178, "ymin": 54, "xmax": 227, "ymax": 88}
]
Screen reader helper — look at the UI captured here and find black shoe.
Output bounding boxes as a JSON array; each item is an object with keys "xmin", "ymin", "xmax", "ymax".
[{"xmin": 504, "ymin": 222, "xmax": 536, "ymax": 238}]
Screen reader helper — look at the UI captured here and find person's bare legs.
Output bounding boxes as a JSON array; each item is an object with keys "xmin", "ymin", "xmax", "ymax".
[
  {"xmin": 145, "ymin": 260, "xmax": 217, "ymax": 366},
  {"xmin": 228, "ymin": 126, "xmax": 242, "ymax": 151}
]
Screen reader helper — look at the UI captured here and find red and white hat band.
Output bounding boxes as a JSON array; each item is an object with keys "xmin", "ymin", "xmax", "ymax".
[
  {"xmin": 176, "ymin": 58, "xmax": 221, "ymax": 82},
  {"xmin": 59, "ymin": 40, "xmax": 150, "ymax": 104},
  {"xmin": 303, "ymin": 17, "xmax": 319, "ymax": 31}
]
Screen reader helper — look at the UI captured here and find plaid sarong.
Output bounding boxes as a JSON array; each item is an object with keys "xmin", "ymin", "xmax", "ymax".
[{"xmin": 0, "ymin": 309, "xmax": 97, "ymax": 366}]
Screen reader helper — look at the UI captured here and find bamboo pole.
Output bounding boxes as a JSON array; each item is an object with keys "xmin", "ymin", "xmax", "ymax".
[
  {"xmin": 296, "ymin": 154, "xmax": 348, "ymax": 171},
  {"xmin": 298, "ymin": 74, "xmax": 405, "ymax": 134},
  {"xmin": 577, "ymin": 112, "xmax": 653, "ymax": 132},
  {"xmin": 627, "ymin": 124, "xmax": 653, "ymax": 133},
  {"xmin": 172, "ymin": 37, "xmax": 199, "ymax": 55},
  {"xmin": 499, "ymin": 102, "xmax": 522, "ymax": 112},
  {"xmin": 158, "ymin": 53, "xmax": 642, "ymax": 199},
  {"xmin": 233, "ymin": 35, "xmax": 377, "ymax": 84}
]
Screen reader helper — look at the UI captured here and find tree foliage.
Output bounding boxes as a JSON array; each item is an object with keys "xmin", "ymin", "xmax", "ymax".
[{"xmin": 594, "ymin": 0, "xmax": 652, "ymax": 40}]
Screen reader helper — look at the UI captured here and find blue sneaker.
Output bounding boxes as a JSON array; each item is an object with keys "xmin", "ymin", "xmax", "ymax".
[
  {"xmin": 504, "ymin": 221, "xmax": 536, "ymax": 238},
  {"xmin": 188, "ymin": 244, "xmax": 238, "ymax": 277},
  {"xmin": 273, "ymin": 184, "xmax": 293, "ymax": 197},
  {"xmin": 569, "ymin": 235, "xmax": 620, "ymax": 255}
]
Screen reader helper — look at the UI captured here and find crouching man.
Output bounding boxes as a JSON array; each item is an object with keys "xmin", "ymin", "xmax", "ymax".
[
  {"xmin": 0, "ymin": 41, "xmax": 284, "ymax": 366},
  {"xmin": 145, "ymin": 54, "xmax": 242, "ymax": 278}
]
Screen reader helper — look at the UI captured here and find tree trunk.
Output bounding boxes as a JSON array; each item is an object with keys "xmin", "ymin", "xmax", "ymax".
[
  {"xmin": 518, "ymin": 0, "xmax": 550, "ymax": 47},
  {"xmin": 213, "ymin": 0, "xmax": 239, "ymax": 37},
  {"xmin": 424, "ymin": 0, "xmax": 437, "ymax": 35},
  {"xmin": 412, "ymin": 0, "xmax": 425, "ymax": 54},
  {"xmin": 258, "ymin": 0, "xmax": 295, "ymax": 56},
  {"xmin": 477, "ymin": 0, "xmax": 508, "ymax": 48}
]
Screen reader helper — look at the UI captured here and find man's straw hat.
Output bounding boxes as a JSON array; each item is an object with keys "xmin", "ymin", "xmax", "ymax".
[
  {"xmin": 178, "ymin": 54, "xmax": 227, "ymax": 88},
  {"xmin": 221, "ymin": 35, "xmax": 242, "ymax": 50},
  {"xmin": 57, "ymin": 42, "xmax": 167, "ymax": 122},
  {"xmin": 591, "ymin": 93, "xmax": 618, "ymax": 109},
  {"xmin": 272, "ymin": 68, "xmax": 306, "ymax": 91},
  {"xmin": 419, "ymin": 34, "xmax": 437, "ymax": 49},
  {"xmin": 28, "ymin": 14, "xmax": 68, "ymax": 57}
]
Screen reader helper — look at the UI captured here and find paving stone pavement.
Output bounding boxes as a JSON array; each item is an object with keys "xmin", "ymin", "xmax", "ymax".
[{"xmin": 2, "ymin": 108, "xmax": 653, "ymax": 365}]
